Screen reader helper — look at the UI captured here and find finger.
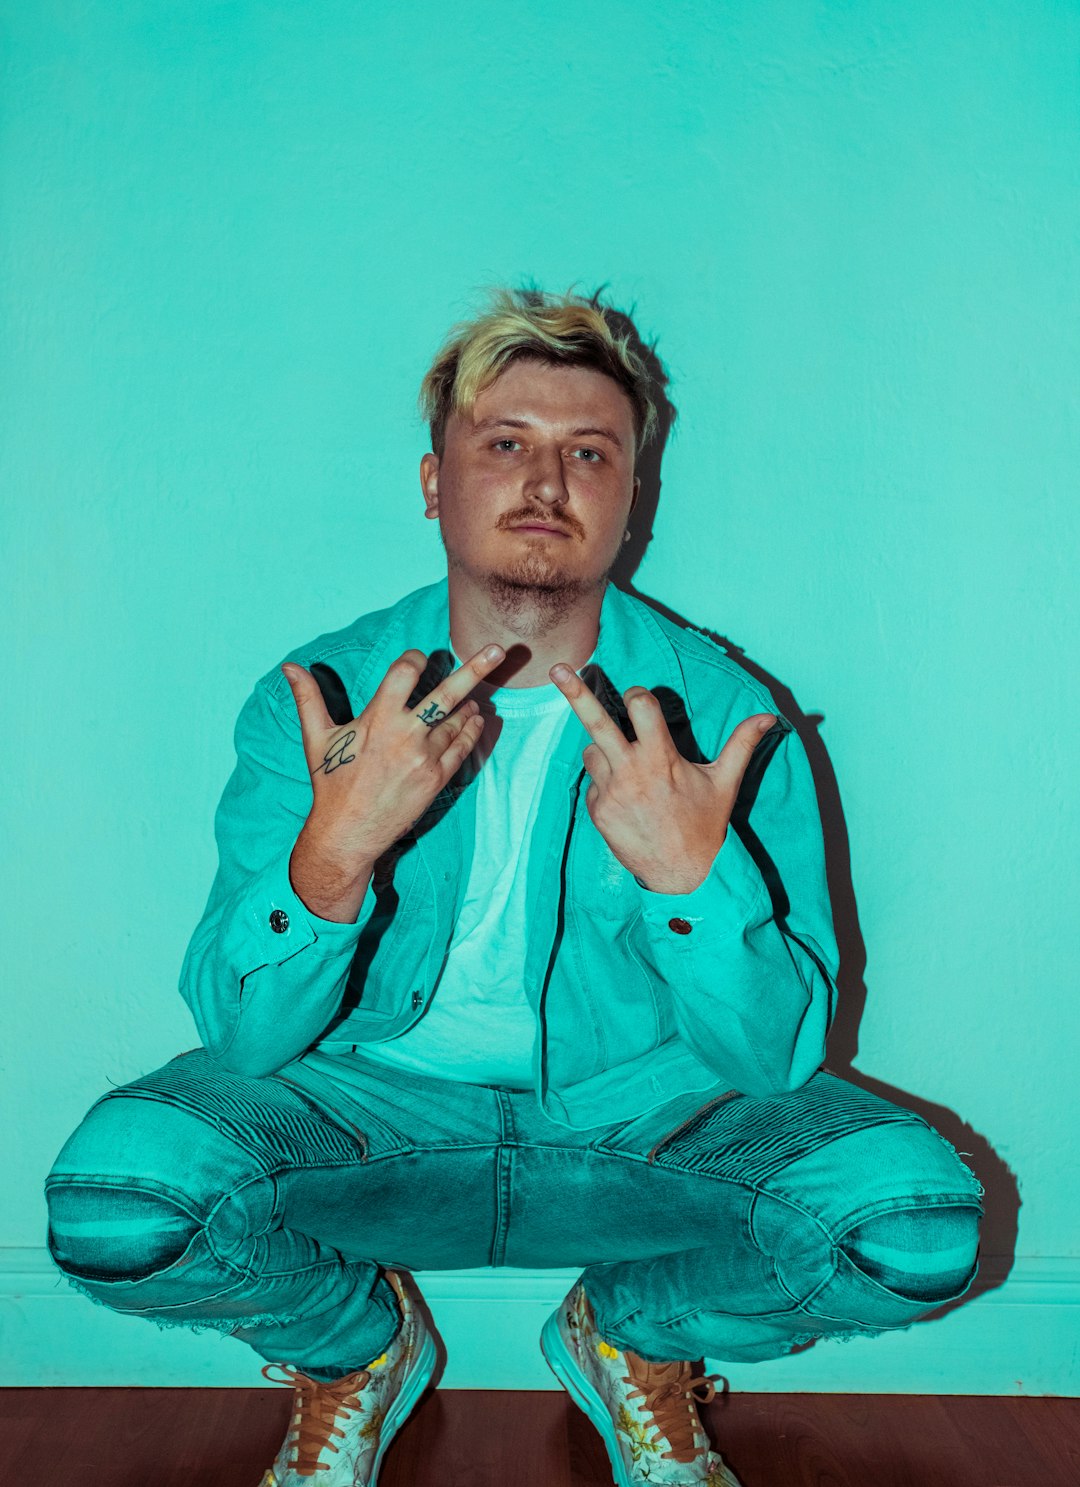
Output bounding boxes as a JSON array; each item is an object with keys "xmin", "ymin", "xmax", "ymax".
[
  {"xmin": 410, "ymin": 643, "xmax": 506, "ymax": 727},
  {"xmin": 435, "ymin": 707, "xmax": 487, "ymax": 782},
  {"xmin": 623, "ymin": 686, "xmax": 674, "ymax": 753},
  {"xmin": 582, "ymin": 741, "xmax": 612, "ymax": 784},
  {"xmin": 431, "ymin": 697, "xmax": 483, "ymax": 754},
  {"xmin": 710, "ymin": 713, "xmax": 777, "ymax": 791},
  {"xmin": 281, "ymin": 664, "xmax": 336, "ymax": 761},
  {"xmin": 550, "ymin": 664, "xmax": 632, "ymax": 767},
  {"xmin": 370, "ymin": 649, "xmax": 434, "ymax": 712}
]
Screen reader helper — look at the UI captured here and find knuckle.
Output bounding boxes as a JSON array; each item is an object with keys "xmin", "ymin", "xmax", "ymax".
[{"xmin": 415, "ymin": 699, "xmax": 448, "ymax": 727}]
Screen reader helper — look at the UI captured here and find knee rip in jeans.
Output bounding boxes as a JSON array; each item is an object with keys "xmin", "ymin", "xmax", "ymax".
[
  {"xmin": 46, "ymin": 1181, "xmax": 201, "ymax": 1285},
  {"xmin": 836, "ymin": 1202, "xmax": 982, "ymax": 1305},
  {"xmin": 44, "ymin": 1178, "xmax": 321, "ymax": 1340}
]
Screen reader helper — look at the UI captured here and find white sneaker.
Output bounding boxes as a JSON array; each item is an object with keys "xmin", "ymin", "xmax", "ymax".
[
  {"xmin": 259, "ymin": 1268, "xmax": 438, "ymax": 1485},
  {"xmin": 540, "ymin": 1279, "xmax": 743, "ymax": 1486}
]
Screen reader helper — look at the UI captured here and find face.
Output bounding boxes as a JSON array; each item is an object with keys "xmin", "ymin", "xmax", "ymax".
[{"xmin": 420, "ymin": 356, "xmax": 640, "ymax": 615}]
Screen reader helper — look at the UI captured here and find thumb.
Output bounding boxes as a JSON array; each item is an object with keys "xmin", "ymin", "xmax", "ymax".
[
  {"xmin": 281, "ymin": 663, "xmax": 335, "ymax": 757},
  {"xmin": 710, "ymin": 712, "xmax": 777, "ymax": 793}
]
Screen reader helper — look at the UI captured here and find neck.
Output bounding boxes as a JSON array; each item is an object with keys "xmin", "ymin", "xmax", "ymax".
[{"xmin": 447, "ymin": 574, "xmax": 603, "ymax": 688}]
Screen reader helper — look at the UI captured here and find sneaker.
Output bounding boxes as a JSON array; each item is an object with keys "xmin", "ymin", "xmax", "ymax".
[
  {"xmin": 259, "ymin": 1267, "xmax": 438, "ymax": 1485},
  {"xmin": 540, "ymin": 1279, "xmax": 743, "ymax": 1486}
]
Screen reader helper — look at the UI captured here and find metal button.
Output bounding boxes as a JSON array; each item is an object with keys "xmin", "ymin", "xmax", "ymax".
[
  {"xmin": 269, "ymin": 908, "xmax": 290, "ymax": 934},
  {"xmin": 411, "ymin": 989, "xmax": 423, "ymax": 1009},
  {"xmin": 668, "ymin": 917, "xmax": 693, "ymax": 935}
]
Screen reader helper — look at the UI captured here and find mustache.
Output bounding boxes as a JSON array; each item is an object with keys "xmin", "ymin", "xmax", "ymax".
[{"xmin": 505, "ymin": 513, "xmax": 577, "ymax": 533}]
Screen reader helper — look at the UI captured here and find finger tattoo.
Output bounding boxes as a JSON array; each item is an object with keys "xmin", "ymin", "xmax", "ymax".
[{"xmin": 416, "ymin": 701, "xmax": 448, "ymax": 729}]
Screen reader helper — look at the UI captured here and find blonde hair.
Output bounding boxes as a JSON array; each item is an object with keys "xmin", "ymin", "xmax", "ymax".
[{"xmin": 418, "ymin": 284, "xmax": 659, "ymax": 463}]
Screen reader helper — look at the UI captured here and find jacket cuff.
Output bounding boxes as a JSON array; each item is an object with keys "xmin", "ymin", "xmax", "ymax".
[
  {"xmin": 635, "ymin": 826, "xmax": 768, "ymax": 940},
  {"xmin": 242, "ymin": 852, "xmax": 377, "ymax": 966}
]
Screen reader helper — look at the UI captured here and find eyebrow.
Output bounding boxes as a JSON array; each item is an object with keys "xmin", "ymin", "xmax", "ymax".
[{"xmin": 470, "ymin": 415, "xmax": 625, "ymax": 450}]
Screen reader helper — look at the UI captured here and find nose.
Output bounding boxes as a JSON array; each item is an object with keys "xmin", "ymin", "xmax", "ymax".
[{"xmin": 522, "ymin": 444, "xmax": 569, "ymax": 507}]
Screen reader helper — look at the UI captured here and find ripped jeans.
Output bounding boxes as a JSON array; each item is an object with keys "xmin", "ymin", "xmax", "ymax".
[{"xmin": 44, "ymin": 1047, "xmax": 984, "ymax": 1378}]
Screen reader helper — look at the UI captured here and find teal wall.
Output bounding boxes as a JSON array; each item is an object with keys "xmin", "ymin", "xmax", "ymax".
[{"xmin": 4, "ymin": 1, "xmax": 1078, "ymax": 1391}]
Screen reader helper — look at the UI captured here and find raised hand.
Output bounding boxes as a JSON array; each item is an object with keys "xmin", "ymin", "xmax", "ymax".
[
  {"xmin": 550, "ymin": 663, "xmax": 776, "ymax": 895},
  {"xmin": 281, "ymin": 644, "xmax": 504, "ymax": 919}
]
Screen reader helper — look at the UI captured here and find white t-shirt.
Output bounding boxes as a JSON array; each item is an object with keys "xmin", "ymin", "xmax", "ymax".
[{"xmin": 356, "ymin": 646, "xmax": 592, "ymax": 1087}]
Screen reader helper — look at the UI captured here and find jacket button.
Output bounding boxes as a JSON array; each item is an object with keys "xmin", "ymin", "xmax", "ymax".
[
  {"xmin": 269, "ymin": 909, "xmax": 290, "ymax": 934},
  {"xmin": 411, "ymin": 989, "xmax": 423, "ymax": 1009},
  {"xmin": 668, "ymin": 917, "xmax": 693, "ymax": 935}
]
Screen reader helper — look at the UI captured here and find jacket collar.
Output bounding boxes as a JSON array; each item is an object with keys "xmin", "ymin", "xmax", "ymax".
[{"xmin": 354, "ymin": 575, "xmax": 695, "ymax": 728}]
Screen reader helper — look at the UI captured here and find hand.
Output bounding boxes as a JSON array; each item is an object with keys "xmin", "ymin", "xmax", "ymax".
[
  {"xmin": 550, "ymin": 664, "xmax": 776, "ymax": 894},
  {"xmin": 282, "ymin": 644, "xmax": 504, "ymax": 867}
]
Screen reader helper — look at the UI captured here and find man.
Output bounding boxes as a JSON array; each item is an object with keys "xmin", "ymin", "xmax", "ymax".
[{"xmin": 45, "ymin": 287, "xmax": 984, "ymax": 1487}]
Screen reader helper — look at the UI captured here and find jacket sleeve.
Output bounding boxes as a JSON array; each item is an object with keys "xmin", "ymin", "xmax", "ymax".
[
  {"xmin": 635, "ymin": 717, "xmax": 839, "ymax": 1097},
  {"xmin": 178, "ymin": 674, "xmax": 379, "ymax": 1077}
]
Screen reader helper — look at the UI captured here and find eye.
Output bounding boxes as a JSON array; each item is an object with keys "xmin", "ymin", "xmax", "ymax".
[
  {"xmin": 492, "ymin": 438, "xmax": 520, "ymax": 452},
  {"xmin": 573, "ymin": 447, "xmax": 603, "ymax": 463}
]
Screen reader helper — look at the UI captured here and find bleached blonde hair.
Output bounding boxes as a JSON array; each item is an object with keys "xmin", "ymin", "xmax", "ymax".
[{"xmin": 418, "ymin": 284, "xmax": 659, "ymax": 463}]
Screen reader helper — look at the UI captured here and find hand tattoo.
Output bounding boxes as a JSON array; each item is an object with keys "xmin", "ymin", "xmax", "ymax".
[
  {"xmin": 416, "ymin": 701, "xmax": 448, "ymax": 729},
  {"xmin": 316, "ymin": 730, "xmax": 357, "ymax": 776}
]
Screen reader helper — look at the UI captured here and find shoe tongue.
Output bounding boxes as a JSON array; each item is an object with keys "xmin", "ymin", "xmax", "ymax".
[{"xmin": 626, "ymin": 1351, "xmax": 689, "ymax": 1385}]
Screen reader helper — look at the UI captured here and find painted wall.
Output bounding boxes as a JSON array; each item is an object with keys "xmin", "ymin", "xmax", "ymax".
[{"xmin": 4, "ymin": 1, "xmax": 1078, "ymax": 1392}]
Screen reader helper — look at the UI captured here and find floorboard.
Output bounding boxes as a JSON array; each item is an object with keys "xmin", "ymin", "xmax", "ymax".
[{"xmin": 1, "ymin": 1388, "xmax": 1077, "ymax": 1487}]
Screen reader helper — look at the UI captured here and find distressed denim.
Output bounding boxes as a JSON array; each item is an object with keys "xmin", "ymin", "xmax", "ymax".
[{"xmin": 44, "ymin": 1047, "xmax": 983, "ymax": 1376}]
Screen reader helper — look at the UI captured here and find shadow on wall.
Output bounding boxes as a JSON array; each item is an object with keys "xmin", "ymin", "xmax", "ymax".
[{"xmin": 604, "ymin": 296, "xmax": 1018, "ymax": 1314}]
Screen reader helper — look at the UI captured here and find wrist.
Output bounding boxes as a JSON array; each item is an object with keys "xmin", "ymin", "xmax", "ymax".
[
  {"xmin": 290, "ymin": 819, "xmax": 375, "ymax": 924},
  {"xmin": 301, "ymin": 810, "xmax": 378, "ymax": 879},
  {"xmin": 633, "ymin": 859, "xmax": 715, "ymax": 895}
]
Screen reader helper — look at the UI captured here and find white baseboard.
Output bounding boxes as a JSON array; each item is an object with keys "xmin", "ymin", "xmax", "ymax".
[{"xmin": 2, "ymin": 1248, "xmax": 1076, "ymax": 1394}]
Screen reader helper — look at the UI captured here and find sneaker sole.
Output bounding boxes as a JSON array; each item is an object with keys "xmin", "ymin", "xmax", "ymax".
[
  {"xmin": 367, "ymin": 1324, "xmax": 439, "ymax": 1486},
  {"xmin": 539, "ymin": 1309, "xmax": 635, "ymax": 1487}
]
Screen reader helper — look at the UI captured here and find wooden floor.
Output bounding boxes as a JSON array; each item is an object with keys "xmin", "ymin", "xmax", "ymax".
[{"xmin": 3, "ymin": 1387, "xmax": 1078, "ymax": 1486}]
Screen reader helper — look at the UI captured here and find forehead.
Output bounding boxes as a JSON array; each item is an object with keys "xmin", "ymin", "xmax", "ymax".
[{"xmin": 456, "ymin": 358, "xmax": 636, "ymax": 440}]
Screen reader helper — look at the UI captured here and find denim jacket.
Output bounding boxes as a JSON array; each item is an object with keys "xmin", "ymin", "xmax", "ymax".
[{"xmin": 179, "ymin": 577, "xmax": 839, "ymax": 1132}]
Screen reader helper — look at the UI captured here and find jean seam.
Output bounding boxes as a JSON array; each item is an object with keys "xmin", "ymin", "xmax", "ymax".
[
  {"xmin": 49, "ymin": 1225, "xmax": 224, "ymax": 1302},
  {"xmin": 827, "ymin": 1235, "xmax": 982, "ymax": 1310},
  {"xmin": 202, "ymin": 1171, "xmax": 276, "ymax": 1276},
  {"xmin": 592, "ymin": 1111, "xmax": 922, "ymax": 1181},
  {"xmin": 87, "ymin": 1266, "xmax": 264, "ymax": 1319},
  {"xmin": 91, "ymin": 1085, "xmax": 391, "ymax": 1173},
  {"xmin": 656, "ymin": 1251, "xmax": 843, "ymax": 1333},
  {"xmin": 830, "ymin": 1194, "xmax": 986, "ymax": 1245},
  {"xmin": 747, "ymin": 1188, "xmax": 833, "ymax": 1307},
  {"xmin": 745, "ymin": 1182, "xmax": 985, "ymax": 1312},
  {"xmin": 45, "ymin": 1175, "xmax": 211, "ymax": 1288},
  {"xmin": 45, "ymin": 1173, "xmax": 208, "ymax": 1220}
]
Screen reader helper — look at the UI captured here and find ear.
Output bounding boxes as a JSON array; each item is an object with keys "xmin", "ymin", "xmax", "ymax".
[
  {"xmin": 420, "ymin": 451, "xmax": 440, "ymax": 519},
  {"xmin": 630, "ymin": 474, "xmax": 641, "ymax": 517}
]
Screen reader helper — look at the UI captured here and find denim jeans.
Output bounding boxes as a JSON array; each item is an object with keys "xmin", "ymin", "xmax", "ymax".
[{"xmin": 44, "ymin": 1048, "xmax": 984, "ymax": 1377}]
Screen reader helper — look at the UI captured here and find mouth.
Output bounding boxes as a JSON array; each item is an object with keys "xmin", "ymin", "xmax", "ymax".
[{"xmin": 510, "ymin": 523, "xmax": 571, "ymax": 537}]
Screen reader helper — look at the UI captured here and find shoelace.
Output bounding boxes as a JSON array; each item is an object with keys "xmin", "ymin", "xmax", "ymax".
[
  {"xmin": 262, "ymin": 1362, "xmax": 373, "ymax": 1476},
  {"xmin": 623, "ymin": 1356, "xmax": 725, "ymax": 1464}
]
